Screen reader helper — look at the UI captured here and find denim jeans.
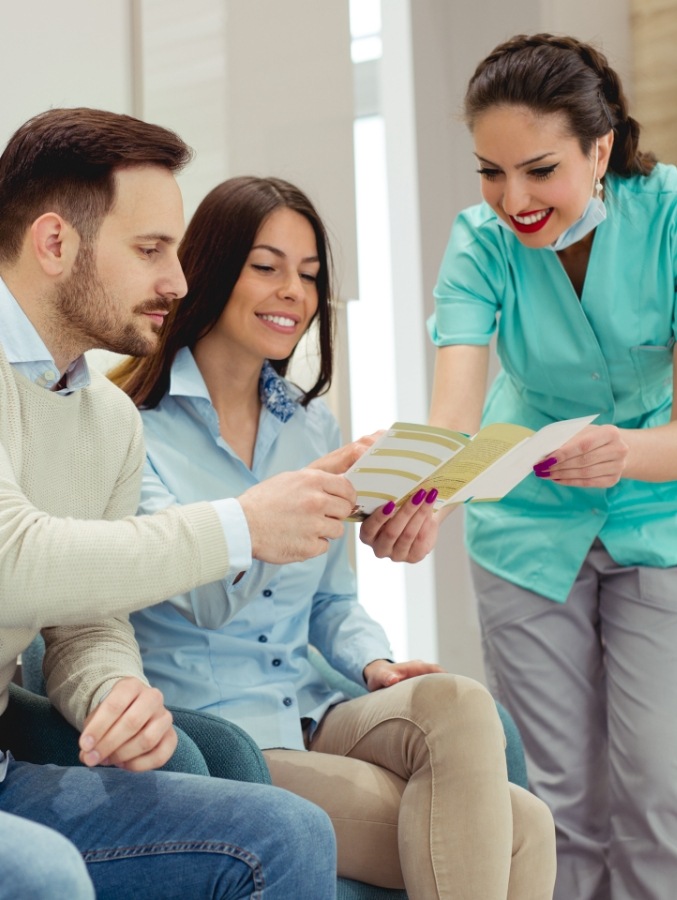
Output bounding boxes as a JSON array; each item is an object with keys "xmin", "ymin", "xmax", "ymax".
[
  {"xmin": 0, "ymin": 758, "xmax": 337, "ymax": 899},
  {"xmin": 0, "ymin": 809, "xmax": 95, "ymax": 899}
]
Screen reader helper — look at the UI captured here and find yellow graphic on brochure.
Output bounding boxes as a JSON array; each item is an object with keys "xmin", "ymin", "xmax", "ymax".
[{"xmin": 346, "ymin": 417, "xmax": 597, "ymax": 520}]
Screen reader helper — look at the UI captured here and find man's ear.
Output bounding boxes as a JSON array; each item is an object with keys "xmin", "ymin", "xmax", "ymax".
[{"xmin": 30, "ymin": 213, "xmax": 81, "ymax": 276}]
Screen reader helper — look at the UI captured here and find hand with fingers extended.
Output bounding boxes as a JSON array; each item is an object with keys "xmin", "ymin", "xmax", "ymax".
[
  {"xmin": 363, "ymin": 657, "xmax": 446, "ymax": 692},
  {"xmin": 532, "ymin": 424, "xmax": 628, "ymax": 488},
  {"xmin": 239, "ymin": 468, "xmax": 357, "ymax": 564},
  {"xmin": 359, "ymin": 487, "xmax": 445, "ymax": 563},
  {"xmin": 79, "ymin": 677, "xmax": 177, "ymax": 772}
]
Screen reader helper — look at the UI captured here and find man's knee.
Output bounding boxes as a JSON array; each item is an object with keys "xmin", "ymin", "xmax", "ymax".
[
  {"xmin": 1, "ymin": 822, "xmax": 94, "ymax": 900},
  {"xmin": 268, "ymin": 786, "xmax": 337, "ymax": 860}
]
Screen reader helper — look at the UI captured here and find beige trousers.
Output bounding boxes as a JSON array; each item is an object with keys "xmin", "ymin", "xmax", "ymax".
[{"xmin": 264, "ymin": 673, "xmax": 556, "ymax": 900}]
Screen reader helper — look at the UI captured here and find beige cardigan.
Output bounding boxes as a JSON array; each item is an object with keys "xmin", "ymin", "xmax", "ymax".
[{"xmin": 0, "ymin": 346, "xmax": 231, "ymax": 728}]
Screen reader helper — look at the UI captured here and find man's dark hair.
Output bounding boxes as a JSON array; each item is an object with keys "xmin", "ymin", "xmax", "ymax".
[{"xmin": 0, "ymin": 107, "xmax": 193, "ymax": 263}]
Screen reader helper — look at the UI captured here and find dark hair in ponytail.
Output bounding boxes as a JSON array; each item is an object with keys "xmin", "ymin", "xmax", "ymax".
[{"xmin": 464, "ymin": 33, "xmax": 656, "ymax": 177}]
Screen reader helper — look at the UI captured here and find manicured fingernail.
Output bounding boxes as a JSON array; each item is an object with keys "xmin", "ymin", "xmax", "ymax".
[
  {"xmin": 534, "ymin": 457, "xmax": 557, "ymax": 471},
  {"xmin": 534, "ymin": 469, "xmax": 551, "ymax": 479},
  {"xmin": 382, "ymin": 500, "xmax": 395, "ymax": 515},
  {"xmin": 425, "ymin": 488, "xmax": 438, "ymax": 504},
  {"xmin": 412, "ymin": 489, "xmax": 426, "ymax": 505}
]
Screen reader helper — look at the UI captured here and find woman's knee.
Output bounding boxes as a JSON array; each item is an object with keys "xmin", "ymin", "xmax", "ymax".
[
  {"xmin": 510, "ymin": 783, "xmax": 556, "ymax": 862},
  {"xmin": 404, "ymin": 672, "xmax": 503, "ymax": 739}
]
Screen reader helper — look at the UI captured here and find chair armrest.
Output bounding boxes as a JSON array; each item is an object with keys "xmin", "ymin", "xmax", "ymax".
[
  {"xmin": 3, "ymin": 683, "xmax": 210, "ymax": 776},
  {"xmin": 170, "ymin": 706, "xmax": 271, "ymax": 784},
  {"xmin": 16, "ymin": 636, "xmax": 268, "ymax": 782},
  {"xmin": 3, "ymin": 683, "xmax": 82, "ymax": 766}
]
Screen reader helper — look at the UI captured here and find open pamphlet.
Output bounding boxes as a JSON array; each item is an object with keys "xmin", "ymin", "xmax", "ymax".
[{"xmin": 346, "ymin": 415, "xmax": 598, "ymax": 520}]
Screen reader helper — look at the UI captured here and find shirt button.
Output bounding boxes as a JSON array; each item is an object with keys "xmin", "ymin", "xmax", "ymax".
[
  {"xmin": 591, "ymin": 372, "xmax": 600, "ymax": 380},
  {"xmin": 258, "ymin": 635, "xmax": 268, "ymax": 643},
  {"xmin": 263, "ymin": 589, "xmax": 273, "ymax": 597},
  {"xmin": 44, "ymin": 370, "xmax": 56, "ymax": 382},
  {"xmin": 272, "ymin": 658, "xmax": 281, "ymax": 667},
  {"xmin": 283, "ymin": 697, "xmax": 293, "ymax": 707}
]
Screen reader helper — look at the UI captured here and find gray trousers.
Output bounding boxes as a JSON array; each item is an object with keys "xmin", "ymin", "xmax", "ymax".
[{"xmin": 472, "ymin": 540, "xmax": 677, "ymax": 900}]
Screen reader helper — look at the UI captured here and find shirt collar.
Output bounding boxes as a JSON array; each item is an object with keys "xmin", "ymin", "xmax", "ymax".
[
  {"xmin": 169, "ymin": 347, "xmax": 298, "ymax": 423},
  {"xmin": 259, "ymin": 360, "xmax": 297, "ymax": 423},
  {"xmin": 0, "ymin": 276, "xmax": 91, "ymax": 393}
]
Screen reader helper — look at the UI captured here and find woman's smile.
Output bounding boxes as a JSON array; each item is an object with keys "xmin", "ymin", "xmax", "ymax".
[
  {"xmin": 509, "ymin": 208, "xmax": 553, "ymax": 233},
  {"xmin": 255, "ymin": 312, "xmax": 300, "ymax": 332}
]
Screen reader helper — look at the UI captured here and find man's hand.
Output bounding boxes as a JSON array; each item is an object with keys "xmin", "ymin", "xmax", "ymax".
[
  {"xmin": 533, "ymin": 424, "xmax": 628, "ymax": 487},
  {"xmin": 307, "ymin": 431, "xmax": 382, "ymax": 475},
  {"xmin": 363, "ymin": 658, "xmax": 445, "ymax": 691},
  {"xmin": 79, "ymin": 677, "xmax": 177, "ymax": 772},
  {"xmin": 239, "ymin": 468, "xmax": 357, "ymax": 564},
  {"xmin": 359, "ymin": 488, "xmax": 447, "ymax": 563}
]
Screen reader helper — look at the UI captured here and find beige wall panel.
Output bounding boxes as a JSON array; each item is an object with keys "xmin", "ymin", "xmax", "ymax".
[{"xmin": 631, "ymin": 0, "xmax": 677, "ymax": 164}]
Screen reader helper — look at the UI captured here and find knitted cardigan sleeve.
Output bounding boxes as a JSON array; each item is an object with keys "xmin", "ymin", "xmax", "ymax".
[
  {"xmin": 0, "ymin": 380, "xmax": 231, "ymax": 726},
  {"xmin": 42, "ymin": 416, "xmax": 152, "ymax": 726}
]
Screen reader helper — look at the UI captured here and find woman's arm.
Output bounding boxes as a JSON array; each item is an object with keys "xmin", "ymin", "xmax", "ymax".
[
  {"xmin": 429, "ymin": 344, "xmax": 491, "ymax": 433},
  {"xmin": 308, "ymin": 539, "xmax": 394, "ymax": 686},
  {"xmin": 539, "ymin": 346, "xmax": 677, "ymax": 486}
]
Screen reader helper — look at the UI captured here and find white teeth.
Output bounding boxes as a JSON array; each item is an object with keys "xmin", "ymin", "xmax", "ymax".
[
  {"xmin": 259, "ymin": 314, "xmax": 296, "ymax": 327},
  {"xmin": 513, "ymin": 209, "xmax": 550, "ymax": 225}
]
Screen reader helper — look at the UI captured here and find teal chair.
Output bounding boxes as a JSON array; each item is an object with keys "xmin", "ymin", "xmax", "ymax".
[{"xmin": 17, "ymin": 636, "xmax": 529, "ymax": 900}]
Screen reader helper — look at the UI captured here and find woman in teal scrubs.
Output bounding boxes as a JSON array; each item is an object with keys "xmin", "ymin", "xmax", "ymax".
[{"xmin": 427, "ymin": 33, "xmax": 677, "ymax": 900}]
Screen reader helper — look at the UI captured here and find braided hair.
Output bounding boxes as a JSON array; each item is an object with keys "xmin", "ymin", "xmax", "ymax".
[{"xmin": 464, "ymin": 33, "xmax": 656, "ymax": 177}]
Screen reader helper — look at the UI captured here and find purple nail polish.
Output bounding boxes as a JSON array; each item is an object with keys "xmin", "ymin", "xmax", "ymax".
[
  {"xmin": 382, "ymin": 500, "xmax": 395, "ymax": 515},
  {"xmin": 534, "ymin": 468, "xmax": 551, "ymax": 479},
  {"xmin": 412, "ymin": 488, "xmax": 426, "ymax": 505},
  {"xmin": 425, "ymin": 488, "xmax": 439, "ymax": 504},
  {"xmin": 534, "ymin": 456, "xmax": 557, "ymax": 471}
]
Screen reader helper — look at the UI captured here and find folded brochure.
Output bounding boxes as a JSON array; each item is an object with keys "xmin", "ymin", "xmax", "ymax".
[{"xmin": 346, "ymin": 415, "xmax": 597, "ymax": 519}]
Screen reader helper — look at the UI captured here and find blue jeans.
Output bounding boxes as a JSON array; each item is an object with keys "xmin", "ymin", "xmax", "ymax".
[
  {"xmin": 0, "ymin": 809, "xmax": 95, "ymax": 899},
  {"xmin": 0, "ymin": 758, "xmax": 336, "ymax": 899}
]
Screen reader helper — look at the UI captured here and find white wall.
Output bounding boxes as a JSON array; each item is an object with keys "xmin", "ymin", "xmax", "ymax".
[{"xmin": 0, "ymin": 0, "xmax": 133, "ymax": 148}]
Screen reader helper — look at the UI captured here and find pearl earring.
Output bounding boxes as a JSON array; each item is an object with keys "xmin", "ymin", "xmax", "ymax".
[{"xmin": 595, "ymin": 178, "xmax": 604, "ymax": 199}]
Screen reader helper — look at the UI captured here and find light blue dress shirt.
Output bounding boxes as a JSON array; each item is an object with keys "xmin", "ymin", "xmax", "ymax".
[
  {"xmin": 131, "ymin": 347, "xmax": 393, "ymax": 750},
  {"xmin": 0, "ymin": 276, "xmax": 90, "ymax": 393},
  {"xmin": 428, "ymin": 164, "xmax": 677, "ymax": 602}
]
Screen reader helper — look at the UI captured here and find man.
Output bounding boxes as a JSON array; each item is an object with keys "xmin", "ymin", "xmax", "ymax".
[{"xmin": 0, "ymin": 106, "xmax": 346, "ymax": 898}]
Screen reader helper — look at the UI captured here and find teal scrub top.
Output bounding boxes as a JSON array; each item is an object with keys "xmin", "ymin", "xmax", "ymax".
[{"xmin": 428, "ymin": 164, "xmax": 677, "ymax": 602}]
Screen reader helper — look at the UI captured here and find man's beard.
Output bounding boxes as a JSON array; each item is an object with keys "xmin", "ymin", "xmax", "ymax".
[{"xmin": 54, "ymin": 245, "xmax": 170, "ymax": 358}]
